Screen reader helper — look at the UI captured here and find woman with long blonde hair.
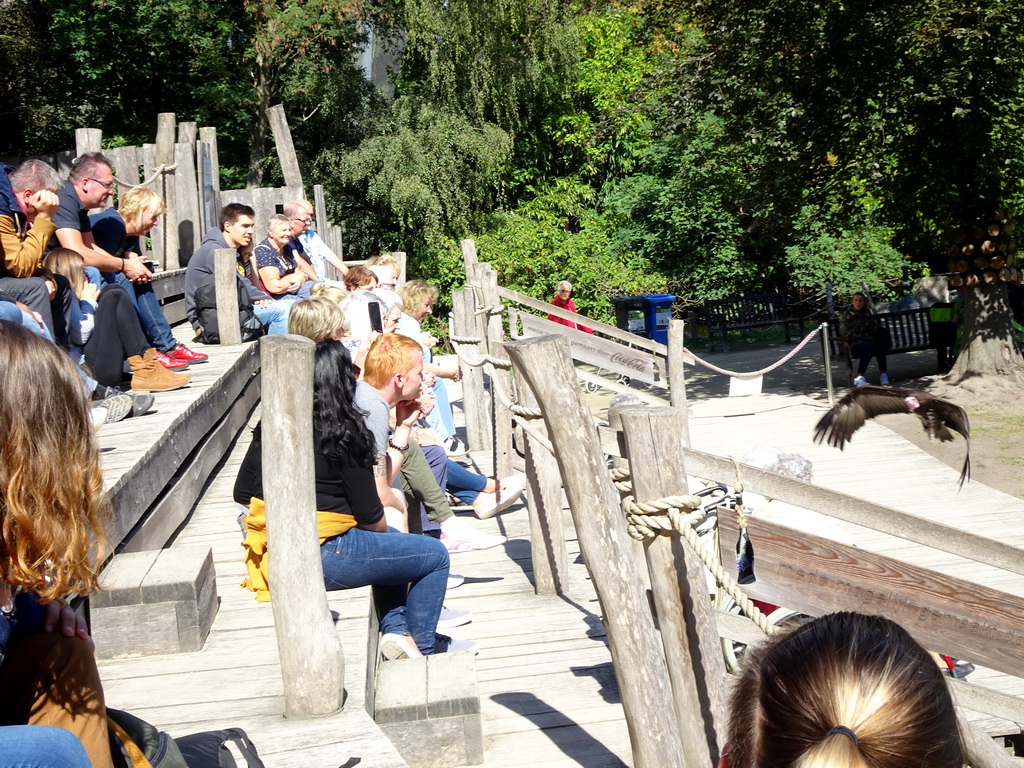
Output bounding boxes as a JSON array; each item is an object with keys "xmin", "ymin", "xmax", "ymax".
[
  {"xmin": 723, "ymin": 612, "xmax": 963, "ymax": 768},
  {"xmin": 0, "ymin": 320, "xmax": 115, "ymax": 767}
]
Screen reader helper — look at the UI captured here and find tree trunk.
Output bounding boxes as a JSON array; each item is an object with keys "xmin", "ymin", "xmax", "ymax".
[{"xmin": 950, "ymin": 281, "xmax": 1024, "ymax": 381}]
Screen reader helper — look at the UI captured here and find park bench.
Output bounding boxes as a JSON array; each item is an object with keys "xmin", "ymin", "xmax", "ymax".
[
  {"xmin": 826, "ymin": 285, "xmax": 951, "ymax": 384},
  {"xmin": 704, "ymin": 292, "xmax": 806, "ymax": 352}
]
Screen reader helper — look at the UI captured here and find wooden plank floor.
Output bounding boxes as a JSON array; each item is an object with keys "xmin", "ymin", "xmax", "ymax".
[{"xmin": 94, "ymin": 339, "xmax": 1024, "ymax": 766}]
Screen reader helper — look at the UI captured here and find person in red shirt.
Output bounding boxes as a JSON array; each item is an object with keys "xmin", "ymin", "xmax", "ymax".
[{"xmin": 547, "ymin": 280, "xmax": 592, "ymax": 333}]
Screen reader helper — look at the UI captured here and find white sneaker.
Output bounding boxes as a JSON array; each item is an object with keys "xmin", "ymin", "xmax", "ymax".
[
  {"xmin": 473, "ymin": 474, "xmax": 528, "ymax": 519},
  {"xmin": 879, "ymin": 373, "xmax": 890, "ymax": 386},
  {"xmin": 444, "ymin": 435, "xmax": 470, "ymax": 457},
  {"xmin": 435, "ymin": 633, "xmax": 480, "ymax": 655},
  {"xmin": 440, "ymin": 518, "xmax": 507, "ymax": 552},
  {"xmin": 853, "ymin": 375, "xmax": 868, "ymax": 387},
  {"xmin": 437, "ymin": 606, "xmax": 472, "ymax": 628},
  {"xmin": 447, "ymin": 573, "xmax": 465, "ymax": 590}
]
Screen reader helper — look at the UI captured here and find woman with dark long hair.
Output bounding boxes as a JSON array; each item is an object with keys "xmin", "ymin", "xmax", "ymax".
[
  {"xmin": 235, "ymin": 340, "xmax": 473, "ymax": 658},
  {"xmin": 840, "ymin": 292, "xmax": 890, "ymax": 387},
  {"xmin": 0, "ymin": 320, "xmax": 115, "ymax": 767}
]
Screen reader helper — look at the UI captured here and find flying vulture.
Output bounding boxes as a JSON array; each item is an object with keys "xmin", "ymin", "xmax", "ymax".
[{"xmin": 813, "ymin": 386, "xmax": 971, "ymax": 487}]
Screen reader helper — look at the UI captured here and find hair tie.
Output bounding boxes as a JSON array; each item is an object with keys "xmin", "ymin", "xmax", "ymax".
[{"xmin": 826, "ymin": 725, "xmax": 859, "ymax": 747}]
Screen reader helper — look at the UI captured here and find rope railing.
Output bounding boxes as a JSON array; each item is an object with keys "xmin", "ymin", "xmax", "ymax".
[
  {"xmin": 686, "ymin": 323, "xmax": 824, "ymax": 379},
  {"xmin": 112, "ymin": 163, "xmax": 177, "ymax": 190}
]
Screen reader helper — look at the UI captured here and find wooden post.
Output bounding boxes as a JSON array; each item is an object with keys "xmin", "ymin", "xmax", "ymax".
[
  {"xmin": 313, "ymin": 184, "xmax": 329, "ymax": 253},
  {"xmin": 503, "ymin": 334, "xmax": 686, "ymax": 768},
  {"xmin": 260, "ymin": 334, "xmax": 345, "ymax": 717},
  {"xmin": 141, "ymin": 144, "xmax": 161, "ymax": 265},
  {"xmin": 512, "ymin": 369, "xmax": 570, "ymax": 595},
  {"xmin": 618, "ymin": 406, "xmax": 728, "ymax": 766},
  {"xmin": 155, "ymin": 113, "xmax": 177, "ymax": 272},
  {"xmin": 461, "ymin": 238, "xmax": 478, "ymax": 279},
  {"xmin": 451, "ymin": 289, "xmax": 490, "ymax": 452},
  {"xmin": 75, "ymin": 128, "xmax": 102, "ymax": 155},
  {"xmin": 477, "ymin": 267, "xmax": 514, "ymax": 478},
  {"xmin": 268, "ymin": 104, "xmax": 304, "ymax": 194},
  {"xmin": 214, "ymin": 249, "xmax": 242, "ymax": 346},
  {"xmin": 607, "ymin": 396, "xmax": 649, "ymax": 576},
  {"xmin": 174, "ymin": 138, "xmax": 202, "ymax": 264},
  {"xmin": 668, "ymin": 319, "xmax": 692, "ymax": 448}
]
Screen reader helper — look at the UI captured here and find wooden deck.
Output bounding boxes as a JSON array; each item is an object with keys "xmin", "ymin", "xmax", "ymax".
[{"xmin": 93, "ymin": 335, "xmax": 1024, "ymax": 767}]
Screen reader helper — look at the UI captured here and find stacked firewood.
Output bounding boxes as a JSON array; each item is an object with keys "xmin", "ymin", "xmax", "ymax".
[{"xmin": 947, "ymin": 211, "xmax": 1021, "ymax": 288}]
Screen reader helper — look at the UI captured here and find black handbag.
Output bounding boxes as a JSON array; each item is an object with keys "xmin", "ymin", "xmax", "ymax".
[{"xmin": 108, "ymin": 709, "xmax": 265, "ymax": 768}]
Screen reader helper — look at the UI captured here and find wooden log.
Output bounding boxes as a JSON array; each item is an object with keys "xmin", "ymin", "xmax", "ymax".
[
  {"xmin": 199, "ymin": 127, "xmax": 220, "ymax": 194},
  {"xmin": 477, "ymin": 267, "xmax": 514, "ymax": 478},
  {"xmin": 461, "ymin": 239, "xmax": 478, "ymax": 278},
  {"xmin": 513, "ymin": 368, "xmax": 570, "ymax": 595},
  {"xmin": 75, "ymin": 127, "xmax": 102, "ymax": 155},
  {"xmin": 503, "ymin": 334, "xmax": 686, "ymax": 768},
  {"xmin": 260, "ymin": 334, "xmax": 345, "ymax": 717},
  {"xmin": 173, "ymin": 140, "xmax": 202, "ymax": 263},
  {"xmin": 618, "ymin": 406, "xmax": 726, "ymax": 765},
  {"xmin": 141, "ymin": 144, "xmax": 161, "ymax": 265},
  {"xmin": 155, "ymin": 113, "xmax": 178, "ymax": 272},
  {"xmin": 177, "ymin": 121, "xmax": 197, "ymax": 147},
  {"xmin": 313, "ymin": 185, "xmax": 329, "ymax": 253},
  {"xmin": 668, "ymin": 319, "xmax": 692, "ymax": 448},
  {"xmin": 268, "ymin": 105, "xmax": 304, "ymax": 194},
  {"xmin": 451, "ymin": 289, "xmax": 490, "ymax": 452},
  {"xmin": 214, "ymin": 249, "xmax": 243, "ymax": 346}
]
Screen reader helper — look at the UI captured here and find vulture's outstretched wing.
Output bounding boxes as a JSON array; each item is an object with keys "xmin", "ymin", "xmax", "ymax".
[{"xmin": 813, "ymin": 386, "xmax": 914, "ymax": 449}]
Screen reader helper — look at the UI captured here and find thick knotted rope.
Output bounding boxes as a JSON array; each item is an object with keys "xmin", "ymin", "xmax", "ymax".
[{"xmin": 617, "ymin": 471, "xmax": 776, "ymax": 637}]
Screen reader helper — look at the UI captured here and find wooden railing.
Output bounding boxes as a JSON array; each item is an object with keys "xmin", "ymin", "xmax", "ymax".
[{"xmin": 450, "ymin": 238, "xmax": 1024, "ymax": 768}]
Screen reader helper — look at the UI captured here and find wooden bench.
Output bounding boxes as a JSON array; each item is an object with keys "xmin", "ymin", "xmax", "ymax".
[
  {"xmin": 829, "ymin": 304, "xmax": 944, "ymax": 384},
  {"xmin": 705, "ymin": 292, "xmax": 805, "ymax": 352}
]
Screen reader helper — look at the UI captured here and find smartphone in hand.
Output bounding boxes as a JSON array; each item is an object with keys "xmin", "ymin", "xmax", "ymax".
[{"xmin": 368, "ymin": 301, "xmax": 384, "ymax": 333}]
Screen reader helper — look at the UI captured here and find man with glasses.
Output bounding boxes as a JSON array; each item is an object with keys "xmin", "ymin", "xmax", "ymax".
[
  {"xmin": 284, "ymin": 199, "xmax": 348, "ymax": 283},
  {"xmin": 51, "ymin": 152, "xmax": 152, "ymax": 285}
]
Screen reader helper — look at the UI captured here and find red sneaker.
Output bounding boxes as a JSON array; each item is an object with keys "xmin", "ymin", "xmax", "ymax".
[
  {"xmin": 155, "ymin": 349, "xmax": 190, "ymax": 370},
  {"xmin": 166, "ymin": 342, "xmax": 209, "ymax": 364}
]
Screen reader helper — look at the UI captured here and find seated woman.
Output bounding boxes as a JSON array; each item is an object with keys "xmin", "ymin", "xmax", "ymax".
[
  {"xmin": 840, "ymin": 292, "xmax": 889, "ymax": 387},
  {"xmin": 234, "ymin": 340, "xmax": 476, "ymax": 658},
  {"xmin": 0, "ymin": 321, "xmax": 116, "ymax": 767},
  {"xmin": 253, "ymin": 214, "xmax": 313, "ymax": 301},
  {"xmin": 343, "ymin": 265, "xmax": 378, "ymax": 293},
  {"xmin": 723, "ymin": 611, "xmax": 962, "ymax": 768},
  {"xmin": 396, "ymin": 279, "xmax": 466, "ymax": 456},
  {"xmin": 43, "ymin": 248, "xmax": 191, "ymax": 393}
]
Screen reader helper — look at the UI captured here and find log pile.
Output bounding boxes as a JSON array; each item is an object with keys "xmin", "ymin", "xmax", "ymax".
[{"xmin": 948, "ymin": 211, "xmax": 1021, "ymax": 288}]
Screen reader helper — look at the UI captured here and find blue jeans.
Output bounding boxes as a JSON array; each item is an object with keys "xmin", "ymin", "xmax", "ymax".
[
  {"xmin": 320, "ymin": 527, "xmax": 449, "ymax": 654},
  {"xmin": 0, "ymin": 302, "xmax": 52, "ymax": 340},
  {"xmin": 101, "ymin": 271, "xmax": 176, "ymax": 352},
  {"xmin": 446, "ymin": 460, "xmax": 487, "ymax": 505},
  {"xmin": 253, "ymin": 302, "xmax": 291, "ymax": 335},
  {"xmin": 0, "ymin": 726, "xmax": 90, "ymax": 768}
]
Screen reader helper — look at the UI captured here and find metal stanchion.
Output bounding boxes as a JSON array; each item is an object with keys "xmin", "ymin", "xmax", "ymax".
[{"xmin": 821, "ymin": 321, "xmax": 835, "ymax": 407}]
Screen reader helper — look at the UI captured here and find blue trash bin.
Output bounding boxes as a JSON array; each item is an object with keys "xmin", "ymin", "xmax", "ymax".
[
  {"xmin": 612, "ymin": 296, "xmax": 647, "ymax": 338},
  {"xmin": 642, "ymin": 294, "xmax": 675, "ymax": 345}
]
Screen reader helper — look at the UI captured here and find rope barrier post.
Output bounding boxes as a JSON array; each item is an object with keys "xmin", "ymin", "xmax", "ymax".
[
  {"xmin": 214, "ymin": 248, "xmax": 242, "ymax": 346},
  {"xmin": 452, "ymin": 289, "xmax": 491, "ymax": 452},
  {"xmin": 618, "ymin": 406, "xmax": 727, "ymax": 767},
  {"xmin": 477, "ymin": 266, "xmax": 515, "ymax": 478},
  {"xmin": 511, "ymin": 366, "xmax": 570, "ymax": 595},
  {"xmin": 260, "ymin": 334, "xmax": 346, "ymax": 717},
  {"xmin": 667, "ymin": 318, "xmax": 692, "ymax": 448},
  {"xmin": 821, "ymin": 321, "xmax": 835, "ymax": 407},
  {"xmin": 504, "ymin": 334, "xmax": 686, "ymax": 768}
]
